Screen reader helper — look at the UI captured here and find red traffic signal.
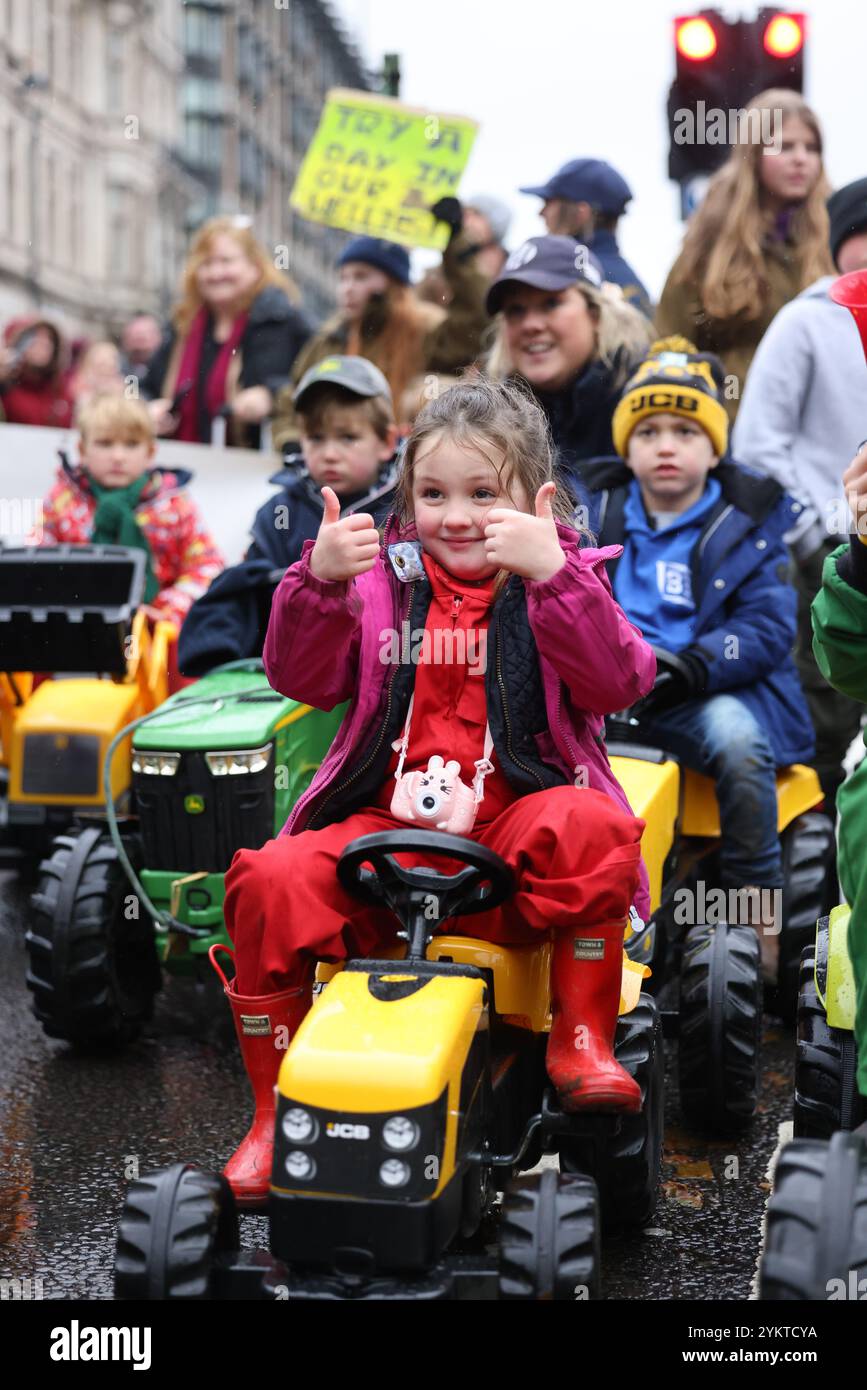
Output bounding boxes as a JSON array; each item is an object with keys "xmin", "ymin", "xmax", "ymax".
[
  {"xmin": 675, "ymin": 15, "xmax": 718, "ymax": 61},
  {"xmin": 763, "ymin": 12, "xmax": 805, "ymax": 58}
]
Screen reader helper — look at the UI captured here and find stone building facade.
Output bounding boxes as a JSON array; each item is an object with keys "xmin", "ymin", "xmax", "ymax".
[{"xmin": 0, "ymin": 0, "xmax": 371, "ymax": 337}]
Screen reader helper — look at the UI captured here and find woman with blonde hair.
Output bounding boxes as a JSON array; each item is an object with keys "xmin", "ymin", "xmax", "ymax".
[
  {"xmin": 656, "ymin": 89, "xmax": 834, "ymax": 421},
  {"xmin": 144, "ymin": 216, "xmax": 311, "ymax": 446},
  {"xmin": 484, "ymin": 234, "xmax": 651, "ymax": 497}
]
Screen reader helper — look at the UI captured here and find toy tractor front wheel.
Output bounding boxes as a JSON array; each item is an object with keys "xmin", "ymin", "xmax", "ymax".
[
  {"xmin": 794, "ymin": 942, "xmax": 864, "ymax": 1138},
  {"xmin": 498, "ymin": 1169, "xmax": 600, "ymax": 1300},
  {"xmin": 115, "ymin": 1164, "xmax": 239, "ymax": 1300},
  {"xmin": 26, "ymin": 826, "xmax": 161, "ymax": 1047},
  {"xmin": 678, "ymin": 923, "xmax": 762, "ymax": 1133},
  {"xmin": 760, "ymin": 1133, "xmax": 867, "ymax": 1299}
]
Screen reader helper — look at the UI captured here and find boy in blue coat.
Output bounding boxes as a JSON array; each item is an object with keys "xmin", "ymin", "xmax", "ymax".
[
  {"xmin": 585, "ymin": 337, "xmax": 815, "ymax": 978},
  {"xmin": 178, "ymin": 356, "xmax": 398, "ymax": 675}
]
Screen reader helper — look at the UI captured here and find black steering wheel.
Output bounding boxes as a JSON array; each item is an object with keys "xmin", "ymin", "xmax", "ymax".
[
  {"xmin": 649, "ymin": 645, "xmax": 692, "ymax": 683},
  {"xmin": 608, "ymin": 645, "xmax": 693, "ymax": 726},
  {"xmin": 337, "ymin": 830, "xmax": 514, "ymax": 936}
]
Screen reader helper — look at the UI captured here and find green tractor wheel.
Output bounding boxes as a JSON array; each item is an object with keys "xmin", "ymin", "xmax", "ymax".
[
  {"xmin": 794, "ymin": 942, "xmax": 864, "ymax": 1139},
  {"xmin": 769, "ymin": 812, "xmax": 836, "ymax": 1023},
  {"xmin": 26, "ymin": 826, "xmax": 161, "ymax": 1047}
]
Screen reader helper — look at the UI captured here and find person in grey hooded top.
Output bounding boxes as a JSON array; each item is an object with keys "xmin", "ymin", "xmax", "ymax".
[{"xmin": 733, "ymin": 176, "xmax": 867, "ymax": 801}]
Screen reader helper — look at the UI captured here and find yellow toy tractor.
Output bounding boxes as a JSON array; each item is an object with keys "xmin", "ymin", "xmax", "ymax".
[
  {"xmin": 0, "ymin": 544, "xmax": 174, "ymax": 1033},
  {"xmin": 607, "ymin": 648, "xmax": 832, "ymax": 1133},
  {"xmin": 115, "ymin": 829, "xmax": 664, "ymax": 1301}
]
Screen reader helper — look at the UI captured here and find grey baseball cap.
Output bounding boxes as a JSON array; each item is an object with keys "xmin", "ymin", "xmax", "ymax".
[{"xmin": 293, "ymin": 354, "xmax": 393, "ymax": 410}]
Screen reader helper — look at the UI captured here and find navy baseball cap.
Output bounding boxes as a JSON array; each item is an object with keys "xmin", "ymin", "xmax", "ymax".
[
  {"xmin": 520, "ymin": 158, "xmax": 633, "ymax": 214},
  {"xmin": 485, "ymin": 236, "xmax": 604, "ymax": 315}
]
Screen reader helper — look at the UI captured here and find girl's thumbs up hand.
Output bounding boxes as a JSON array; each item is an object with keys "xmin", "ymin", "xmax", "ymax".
[
  {"xmin": 309, "ymin": 485, "xmax": 381, "ymax": 583},
  {"xmin": 483, "ymin": 481, "xmax": 565, "ymax": 582}
]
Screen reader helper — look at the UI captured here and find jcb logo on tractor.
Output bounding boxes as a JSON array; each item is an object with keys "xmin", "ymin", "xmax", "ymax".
[{"xmin": 326, "ymin": 1122, "xmax": 370, "ymax": 1140}]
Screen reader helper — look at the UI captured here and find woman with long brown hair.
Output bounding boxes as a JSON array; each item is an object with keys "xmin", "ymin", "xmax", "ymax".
[
  {"xmin": 144, "ymin": 216, "xmax": 311, "ymax": 446},
  {"xmin": 272, "ymin": 223, "xmax": 489, "ymax": 444},
  {"xmin": 656, "ymin": 89, "xmax": 834, "ymax": 420}
]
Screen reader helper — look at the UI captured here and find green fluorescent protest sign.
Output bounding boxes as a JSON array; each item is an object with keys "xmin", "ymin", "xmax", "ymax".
[{"xmin": 290, "ymin": 88, "xmax": 479, "ymax": 251}]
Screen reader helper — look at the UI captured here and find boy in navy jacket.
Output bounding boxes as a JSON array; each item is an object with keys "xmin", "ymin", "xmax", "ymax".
[
  {"xmin": 178, "ymin": 356, "xmax": 398, "ymax": 675},
  {"xmin": 585, "ymin": 337, "xmax": 815, "ymax": 980}
]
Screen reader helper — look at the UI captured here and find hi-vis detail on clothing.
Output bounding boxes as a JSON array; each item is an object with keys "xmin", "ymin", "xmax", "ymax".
[{"xmin": 656, "ymin": 560, "xmax": 693, "ymax": 608}]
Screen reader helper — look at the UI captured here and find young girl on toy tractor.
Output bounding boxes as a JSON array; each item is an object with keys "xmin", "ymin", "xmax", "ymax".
[{"xmin": 216, "ymin": 377, "xmax": 656, "ymax": 1207}]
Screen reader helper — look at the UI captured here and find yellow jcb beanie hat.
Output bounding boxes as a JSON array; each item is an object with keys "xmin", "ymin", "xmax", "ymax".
[{"xmin": 612, "ymin": 336, "xmax": 729, "ymax": 459}]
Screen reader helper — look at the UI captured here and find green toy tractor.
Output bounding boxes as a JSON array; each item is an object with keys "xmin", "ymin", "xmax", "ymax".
[
  {"xmin": 26, "ymin": 659, "xmax": 344, "ymax": 1046},
  {"xmin": 760, "ymin": 906, "xmax": 867, "ymax": 1298}
]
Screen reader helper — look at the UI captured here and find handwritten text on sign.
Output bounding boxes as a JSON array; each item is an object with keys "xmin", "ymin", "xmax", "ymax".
[{"xmin": 290, "ymin": 89, "xmax": 479, "ymax": 252}]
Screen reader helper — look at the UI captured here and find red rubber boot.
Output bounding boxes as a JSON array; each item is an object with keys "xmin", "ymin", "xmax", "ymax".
[
  {"xmin": 545, "ymin": 921, "xmax": 642, "ymax": 1114},
  {"xmin": 210, "ymin": 945, "xmax": 311, "ymax": 1209}
]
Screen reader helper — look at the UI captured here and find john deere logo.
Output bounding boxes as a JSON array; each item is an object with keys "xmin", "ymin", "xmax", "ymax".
[{"xmin": 184, "ymin": 794, "xmax": 205, "ymax": 815}]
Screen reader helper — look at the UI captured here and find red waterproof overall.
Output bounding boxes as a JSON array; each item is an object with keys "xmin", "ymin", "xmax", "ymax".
[{"xmin": 224, "ymin": 557, "xmax": 644, "ymax": 994}]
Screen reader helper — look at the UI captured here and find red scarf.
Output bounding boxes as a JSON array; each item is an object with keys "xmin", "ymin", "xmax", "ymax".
[{"xmin": 173, "ymin": 306, "xmax": 249, "ymax": 443}]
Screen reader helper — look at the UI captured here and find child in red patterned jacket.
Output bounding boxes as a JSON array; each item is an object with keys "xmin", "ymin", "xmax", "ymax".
[{"xmin": 38, "ymin": 394, "xmax": 223, "ymax": 631}]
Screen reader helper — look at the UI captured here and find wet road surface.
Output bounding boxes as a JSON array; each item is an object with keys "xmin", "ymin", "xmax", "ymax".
[{"xmin": 0, "ymin": 869, "xmax": 794, "ymax": 1301}]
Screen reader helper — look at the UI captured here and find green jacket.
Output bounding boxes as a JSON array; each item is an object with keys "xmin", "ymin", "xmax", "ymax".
[
  {"xmin": 812, "ymin": 541, "xmax": 867, "ymax": 704},
  {"xmin": 812, "ymin": 542, "xmax": 867, "ymax": 915}
]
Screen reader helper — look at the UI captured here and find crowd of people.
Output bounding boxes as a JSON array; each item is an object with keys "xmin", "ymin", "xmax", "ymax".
[{"xmin": 12, "ymin": 86, "xmax": 867, "ymax": 1192}]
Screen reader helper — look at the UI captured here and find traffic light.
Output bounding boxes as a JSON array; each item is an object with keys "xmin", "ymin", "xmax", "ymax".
[
  {"xmin": 667, "ymin": 9, "xmax": 806, "ymax": 187},
  {"xmin": 753, "ymin": 7, "xmax": 805, "ymax": 93},
  {"xmin": 668, "ymin": 10, "xmax": 737, "ymax": 184}
]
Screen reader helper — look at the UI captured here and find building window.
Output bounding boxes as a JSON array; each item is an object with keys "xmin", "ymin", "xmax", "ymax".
[
  {"xmin": 183, "ymin": 75, "xmax": 224, "ymax": 116},
  {"xmin": 185, "ymin": 114, "xmax": 222, "ymax": 175},
  {"xmin": 106, "ymin": 28, "xmax": 124, "ymax": 111},
  {"xmin": 69, "ymin": 165, "xmax": 79, "ymax": 269},
  {"xmin": 107, "ymin": 183, "xmax": 130, "ymax": 280},
  {"xmin": 45, "ymin": 150, "xmax": 55, "ymax": 260},
  {"xmin": 184, "ymin": 5, "xmax": 223, "ymax": 61}
]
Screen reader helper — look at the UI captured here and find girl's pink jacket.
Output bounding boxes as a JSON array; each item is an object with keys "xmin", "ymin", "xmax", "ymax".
[{"xmin": 264, "ymin": 523, "xmax": 656, "ymax": 918}]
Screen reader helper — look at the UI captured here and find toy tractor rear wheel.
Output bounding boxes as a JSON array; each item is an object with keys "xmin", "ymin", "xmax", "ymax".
[
  {"xmin": 498, "ymin": 1169, "xmax": 600, "ymax": 1300},
  {"xmin": 560, "ymin": 994, "xmax": 664, "ymax": 1228},
  {"xmin": 678, "ymin": 923, "xmax": 762, "ymax": 1133},
  {"xmin": 794, "ymin": 942, "xmax": 864, "ymax": 1138},
  {"xmin": 26, "ymin": 826, "xmax": 161, "ymax": 1047},
  {"xmin": 115, "ymin": 1164, "xmax": 239, "ymax": 1300},
  {"xmin": 760, "ymin": 1133, "xmax": 867, "ymax": 1299},
  {"xmin": 769, "ymin": 811, "xmax": 836, "ymax": 1023}
]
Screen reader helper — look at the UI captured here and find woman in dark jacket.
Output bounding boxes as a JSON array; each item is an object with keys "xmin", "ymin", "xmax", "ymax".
[
  {"xmin": 485, "ymin": 234, "xmax": 651, "ymax": 497},
  {"xmin": 143, "ymin": 216, "xmax": 311, "ymax": 448}
]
